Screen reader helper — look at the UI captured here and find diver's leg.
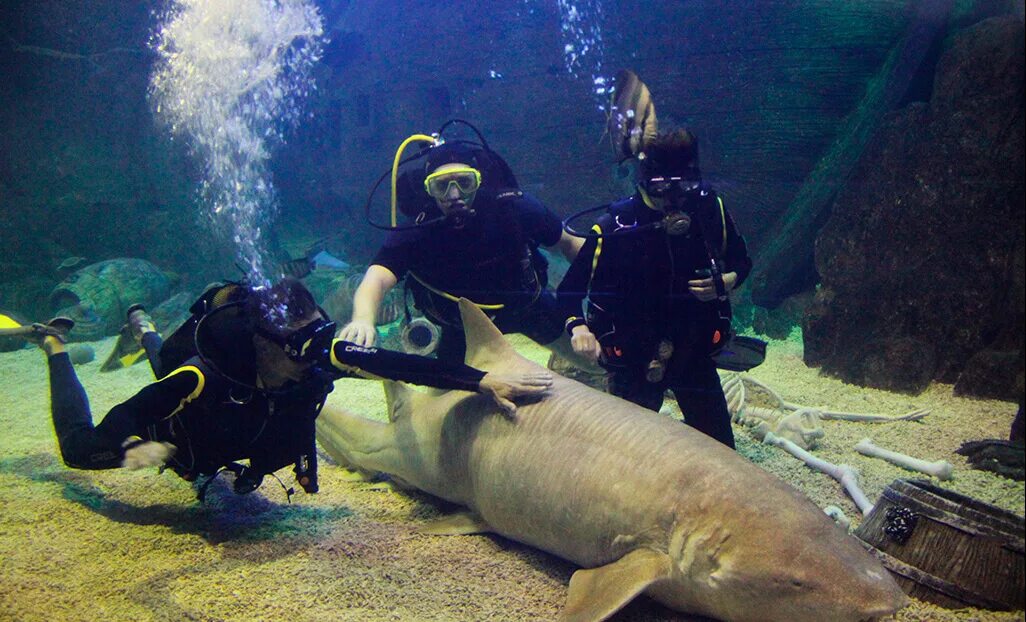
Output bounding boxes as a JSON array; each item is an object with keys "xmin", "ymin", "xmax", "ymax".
[
  {"xmin": 141, "ymin": 332, "xmax": 164, "ymax": 378},
  {"xmin": 672, "ymin": 357, "xmax": 735, "ymax": 449},
  {"xmin": 608, "ymin": 367, "xmax": 664, "ymax": 412},
  {"xmin": 127, "ymin": 305, "xmax": 162, "ymax": 377},
  {"xmin": 47, "ymin": 350, "xmax": 123, "ymax": 469}
]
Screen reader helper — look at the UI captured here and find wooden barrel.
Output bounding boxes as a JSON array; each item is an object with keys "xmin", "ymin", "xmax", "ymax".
[{"xmin": 854, "ymin": 479, "xmax": 1024, "ymax": 610}]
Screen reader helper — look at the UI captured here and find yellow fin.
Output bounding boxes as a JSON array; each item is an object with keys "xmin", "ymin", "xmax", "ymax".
[
  {"xmin": 419, "ymin": 511, "xmax": 493, "ymax": 536},
  {"xmin": 560, "ymin": 548, "xmax": 672, "ymax": 622}
]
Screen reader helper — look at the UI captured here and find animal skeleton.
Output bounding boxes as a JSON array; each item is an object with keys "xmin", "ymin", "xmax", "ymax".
[
  {"xmin": 763, "ymin": 431, "xmax": 875, "ymax": 516},
  {"xmin": 854, "ymin": 438, "xmax": 954, "ymax": 480},
  {"xmin": 722, "ymin": 372, "xmax": 930, "ymax": 424}
]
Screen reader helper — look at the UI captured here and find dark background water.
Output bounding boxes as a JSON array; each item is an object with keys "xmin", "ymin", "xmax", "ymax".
[{"xmin": 1, "ymin": 0, "xmax": 1023, "ymax": 399}]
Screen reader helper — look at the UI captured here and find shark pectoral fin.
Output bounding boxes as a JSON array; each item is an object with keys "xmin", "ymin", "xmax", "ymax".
[
  {"xmin": 419, "ymin": 511, "xmax": 494, "ymax": 536},
  {"xmin": 560, "ymin": 548, "xmax": 672, "ymax": 622},
  {"xmin": 337, "ymin": 467, "xmax": 376, "ymax": 482}
]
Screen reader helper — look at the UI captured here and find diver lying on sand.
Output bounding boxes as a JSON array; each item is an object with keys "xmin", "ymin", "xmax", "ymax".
[{"xmin": 32, "ymin": 278, "xmax": 551, "ymax": 500}]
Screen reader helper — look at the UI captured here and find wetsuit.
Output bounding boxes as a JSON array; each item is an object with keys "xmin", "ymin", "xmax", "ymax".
[
  {"xmin": 374, "ymin": 191, "xmax": 565, "ymax": 362},
  {"xmin": 558, "ymin": 191, "xmax": 752, "ymax": 448},
  {"xmin": 46, "ymin": 335, "xmax": 486, "ymax": 493}
]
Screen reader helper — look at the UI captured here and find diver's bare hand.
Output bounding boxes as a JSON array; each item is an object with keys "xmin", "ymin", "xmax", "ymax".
[
  {"xmin": 570, "ymin": 325, "xmax": 601, "ymax": 363},
  {"xmin": 688, "ymin": 271, "xmax": 737, "ymax": 302},
  {"xmin": 338, "ymin": 320, "xmax": 377, "ymax": 347},
  {"xmin": 478, "ymin": 371, "xmax": 554, "ymax": 416}
]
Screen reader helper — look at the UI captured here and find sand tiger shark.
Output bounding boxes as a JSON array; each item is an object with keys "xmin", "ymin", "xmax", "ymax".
[{"xmin": 316, "ymin": 301, "xmax": 907, "ymax": 622}]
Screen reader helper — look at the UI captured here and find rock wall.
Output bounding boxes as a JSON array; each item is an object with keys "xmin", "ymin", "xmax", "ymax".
[{"xmin": 804, "ymin": 16, "xmax": 1025, "ymax": 398}]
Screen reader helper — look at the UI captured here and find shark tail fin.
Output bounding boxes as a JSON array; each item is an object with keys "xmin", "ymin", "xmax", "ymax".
[{"xmin": 458, "ymin": 298, "xmax": 522, "ymax": 371}]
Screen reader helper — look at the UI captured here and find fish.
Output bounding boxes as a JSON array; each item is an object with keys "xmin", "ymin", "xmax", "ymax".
[
  {"xmin": 316, "ymin": 300, "xmax": 907, "ymax": 622},
  {"xmin": 607, "ymin": 69, "xmax": 659, "ymax": 161},
  {"xmin": 279, "ymin": 250, "xmax": 351, "ymax": 280}
]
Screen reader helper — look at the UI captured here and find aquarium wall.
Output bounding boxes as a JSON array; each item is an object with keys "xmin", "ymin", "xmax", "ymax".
[{"xmin": 1, "ymin": 0, "xmax": 1022, "ymax": 399}]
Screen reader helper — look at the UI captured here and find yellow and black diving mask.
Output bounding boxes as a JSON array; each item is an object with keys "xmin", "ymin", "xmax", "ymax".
[
  {"xmin": 424, "ymin": 167, "xmax": 482, "ymax": 200},
  {"xmin": 259, "ymin": 318, "xmax": 337, "ymax": 364}
]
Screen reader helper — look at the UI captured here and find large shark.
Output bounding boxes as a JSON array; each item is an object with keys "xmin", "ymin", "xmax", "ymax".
[{"xmin": 316, "ymin": 301, "xmax": 907, "ymax": 622}]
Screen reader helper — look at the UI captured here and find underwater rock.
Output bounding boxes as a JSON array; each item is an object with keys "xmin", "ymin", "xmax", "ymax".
[
  {"xmin": 48, "ymin": 258, "xmax": 173, "ymax": 341},
  {"xmin": 67, "ymin": 343, "xmax": 95, "ymax": 365},
  {"xmin": 0, "ymin": 275, "xmax": 57, "ymax": 324},
  {"xmin": 751, "ymin": 291, "xmax": 813, "ymax": 339},
  {"xmin": 149, "ymin": 291, "xmax": 195, "ymax": 337},
  {"xmin": 806, "ymin": 16, "xmax": 1025, "ymax": 393},
  {"xmin": 52, "ymin": 301, "xmax": 107, "ymax": 342},
  {"xmin": 954, "ymin": 349, "xmax": 1023, "ymax": 401}
]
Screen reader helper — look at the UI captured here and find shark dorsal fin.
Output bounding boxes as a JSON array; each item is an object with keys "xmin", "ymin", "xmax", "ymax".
[{"xmin": 458, "ymin": 298, "xmax": 519, "ymax": 371}]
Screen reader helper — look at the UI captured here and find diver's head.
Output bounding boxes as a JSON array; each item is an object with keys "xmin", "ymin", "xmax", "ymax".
[
  {"xmin": 638, "ymin": 128, "xmax": 702, "ymax": 213},
  {"xmin": 249, "ymin": 278, "xmax": 336, "ymax": 389},
  {"xmin": 424, "ymin": 143, "xmax": 482, "ymax": 227}
]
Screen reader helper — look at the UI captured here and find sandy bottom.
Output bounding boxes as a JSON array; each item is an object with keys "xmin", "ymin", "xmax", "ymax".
[{"xmin": 0, "ymin": 332, "xmax": 1022, "ymax": 622}]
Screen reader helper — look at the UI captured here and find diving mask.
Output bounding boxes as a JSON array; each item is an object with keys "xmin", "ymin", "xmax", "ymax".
[
  {"xmin": 643, "ymin": 175, "xmax": 701, "ymax": 198},
  {"xmin": 259, "ymin": 318, "xmax": 337, "ymax": 364},
  {"xmin": 424, "ymin": 167, "xmax": 481, "ymax": 199}
]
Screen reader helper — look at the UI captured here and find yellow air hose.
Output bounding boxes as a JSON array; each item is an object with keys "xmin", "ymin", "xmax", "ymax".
[{"xmin": 391, "ymin": 134, "xmax": 438, "ymax": 227}]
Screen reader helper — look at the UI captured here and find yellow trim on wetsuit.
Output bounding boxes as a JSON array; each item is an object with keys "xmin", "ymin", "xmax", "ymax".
[
  {"xmin": 164, "ymin": 365, "xmax": 205, "ymax": 418},
  {"xmin": 408, "ymin": 271, "xmax": 506, "ymax": 310},
  {"xmin": 329, "ymin": 340, "xmax": 387, "ymax": 381},
  {"xmin": 716, "ymin": 196, "xmax": 727, "ymax": 256},
  {"xmin": 589, "ymin": 223, "xmax": 603, "ymax": 286}
]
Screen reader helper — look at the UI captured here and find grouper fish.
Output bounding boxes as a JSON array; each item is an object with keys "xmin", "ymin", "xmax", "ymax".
[{"xmin": 316, "ymin": 300, "xmax": 907, "ymax": 622}]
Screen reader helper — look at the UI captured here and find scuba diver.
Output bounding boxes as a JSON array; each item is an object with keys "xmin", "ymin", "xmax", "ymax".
[
  {"xmin": 33, "ymin": 278, "xmax": 552, "ymax": 499},
  {"xmin": 559, "ymin": 73, "xmax": 754, "ymax": 448},
  {"xmin": 338, "ymin": 120, "xmax": 583, "ymax": 363}
]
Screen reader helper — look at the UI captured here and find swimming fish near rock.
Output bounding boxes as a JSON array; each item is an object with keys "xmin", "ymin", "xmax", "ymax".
[{"xmin": 316, "ymin": 300, "xmax": 907, "ymax": 622}]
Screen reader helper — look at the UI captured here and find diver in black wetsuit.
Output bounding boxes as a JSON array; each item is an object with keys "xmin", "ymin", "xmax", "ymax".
[
  {"xmin": 339, "ymin": 139, "xmax": 583, "ymax": 363},
  {"xmin": 558, "ymin": 129, "xmax": 752, "ymax": 448},
  {"xmin": 35, "ymin": 278, "xmax": 551, "ymax": 498}
]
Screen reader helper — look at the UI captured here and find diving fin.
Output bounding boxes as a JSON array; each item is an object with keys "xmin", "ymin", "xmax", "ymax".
[
  {"xmin": 100, "ymin": 324, "xmax": 147, "ymax": 372},
  {"xmin": 713, "ymin": 335, "xmax": 768, "ymax": 372},
  {"xmin": 607, "ymin": 70, "xmax": 658, "ymax": 161}
]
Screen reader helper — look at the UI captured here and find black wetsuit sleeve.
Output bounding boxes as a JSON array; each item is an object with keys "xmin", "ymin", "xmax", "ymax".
[
  {"xmin": 328, "ymin": 340, "xmax": 486, "ymax": 392},
  {"xmin": 515, "ymin": 193, "xmax": 564, "ymax": 247},
  {"xmin": 371, "ymin": 228, "xmax": 424, "ymax": 280},
  {"xmin": 721, "ymin": 205, "xmax": 753, "ymax": 287},
  {"xmin": 94, "ymin": 365, "xmax": 207, "ymax": 444},
  {"xmin": 557, "ymin": 230, "xmax": 601, "ymax": 331}
]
